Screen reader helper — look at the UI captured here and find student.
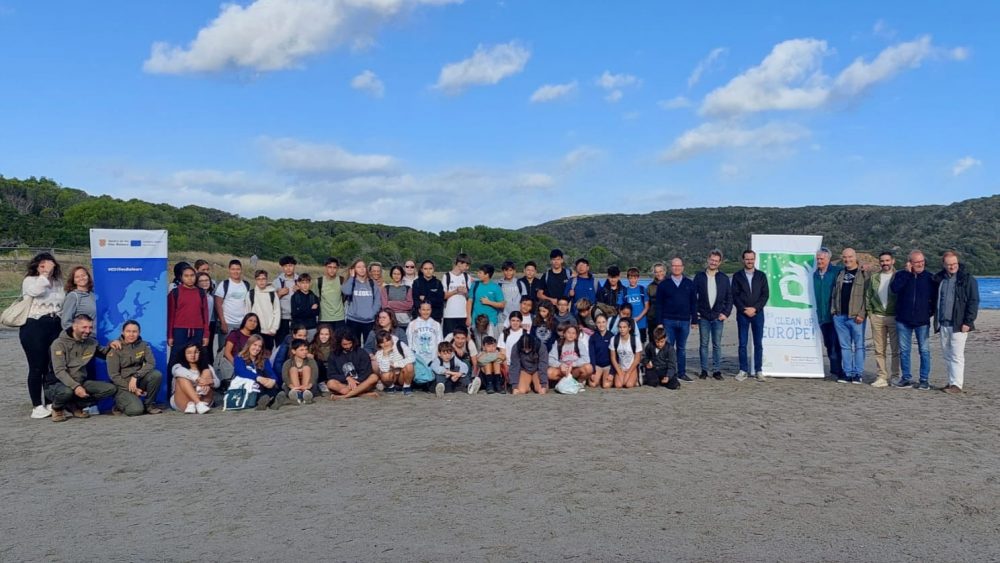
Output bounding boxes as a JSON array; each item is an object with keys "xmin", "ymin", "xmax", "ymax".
[
  {"xmin": 249, "ymin": 269, "xmax": 281, "ymax": 351},
  {"xmin": 214, "ymin": 259, "xmax": 251, "ymax": 351},
  {"xmin": 597, "ymin": 266, "xmax": 627, "ymax": 315},
  {"xmin": 407, "ymin": 302, "xmax": 444, "ymax": 392},
  {"xmin": 546, "ymin": 324, "xmax": 593, "ymax": 386},
  {"xmin": 498, "ymin": 311, "xmax": 526, "ymax": 367},
  {"xmin": 170, "ymin": 343, "xmax": 219, "ymax": 414},
  {"xmin": 469, "ymin": 313, "xmax": 499, "ymax": 353},
  {"xmin": 431, "ymin": 341, "xmax": 472, "ymax": 397},
  {"xmin": 194, "ymin": 259, "xmax": 215, "ymax": 290},
  {"xmin": 168, "ymin": 264, "xmax": 210, "ymax": 352},
  {"xmin": 565, "ymin": 258, "xmax": 600, "ymax": 315},
  {"xmin": 588, "ymin": 314, "xmax": 614, "ymax": 388},
  {"xmin": 290, "ymin": 272, "xmax": 320, "ymax": 341},
  {"xmin": 610, "ymin": 318, "xmax": 642, "ymax": 389},
  {"xmin": 282, "ymin": 338, "xmax": 317, "ymax": 404},
  {"xmin": 623, "ymin": 267, "xmax": 650, "ymax": 343},
  {"xmin": 61, "ymin": 266, "xmax": 96, "ymax": 331},
  {"xmin": 20, "ymin": 252, "xmax": 65, "ymax": 419},
  {"xmin": 373, "ymin": 330, "xmax": 416, "ymax": 393},
  {"xmin": 477, "ymin": 336, "xmax": 506, "ymax": 394},
  {"xmin": 497, "ymin": 260, "xmax": 521, "ymax": 327},
  {"xmin": 517, "ymin": 261, "xmax": 544, "ymax": 306},
  {"xmin": 510, "ymin": 331, "xmax": 549, "ymax": 395},
  {"xmin": 107, "ymin": 321, "xmax": 164, "ymax": 416},
  {"xmin": 553, "ymin": 296, "xmax": 577, "ymax": 328},
  {"xmin": 445, "ymin": 326, "xmax": 479, "ymax": 387},
  {"xmin": 232, "ymin": 334, "xmax": 285, "ymax": 410},
  {"xmin": 531, "ymin": 301, "xmax": 558, "ymax": 350},
  {"xmin": 195, "ymin": 272, "xmax": 217, "ymax": 363},
  {"xmin": 317, "ymin": 257, "xmax": 346, "ymax": 330},
  {"xmin": 382, "ymin": 265, "xmax": 414, "ymax": 328},
  {"xmin": 364, "ymin": 309, "xmax": 408, "ymax": 355},
  {"xmin": 443, "ymin": 254, "xmax": 472, "ymax": 335},
  {"xmin": 504, "ymin": 296, "xmax": 534, "ymax": 332},
  {"xmin": 271, "ymin": 323, "xmax": 307, "ymax": 378},
  {"xmin": 310, "ymin": 324, "xmax": 334, "ymax": 388},
  {"xmin": 539, "ymin": 249, "xmax": 570, "ymax": 305},
  {"xmin": 411, "ymin": 260, "xmax": 445, "ymax": 322},
  {"xmin": 467, "ymin": 264, "xmax": 505, "ymax": 331},
  {"xmin": 575, "ymin": 298, "xmax": 598, "ymax": 336},
  {"xmin": 342, "ymin": 259, "xmax": 384, "ymax": 341},
  {"xmin": 642, "ymin": 326, "xmax": 679, "ymax": 389},
  {"xmin": 273, "ymin": 256, "xmax": 298, "ymax": 343},
  {"xmin": 326, "ymin": 329, "xmax": 379, "ymax": 400},
  {"xmin": 610, "ymin": 302, "xmax": 633, "ymax": 336},
  {"xmin": 224, "ymin": 313, "xmax": 261, "ymax": 366}
]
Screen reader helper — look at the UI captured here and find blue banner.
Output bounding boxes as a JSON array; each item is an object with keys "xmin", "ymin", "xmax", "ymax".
[{"xmin": 90, "ymin": 230, "xmax": 169, "ymax": 408}]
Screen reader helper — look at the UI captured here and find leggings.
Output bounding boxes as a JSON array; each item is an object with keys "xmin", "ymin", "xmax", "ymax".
[{"xmin": 20, "ymin": 315, "xmax": 63, "ymax": 407}]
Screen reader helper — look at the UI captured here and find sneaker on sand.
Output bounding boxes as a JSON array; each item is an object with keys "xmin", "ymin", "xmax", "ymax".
[
  {"xmin": 678, "ymin": 374, "xmax": 694, "ymax": 382},
  {"xmin": 735, "ymin": 371, "xmax": 748, "ymax": 382},
  {"xmin": 184, "ymin": 402, "xmax": 197, "ymax": 414},
  {"xmin": 303, "ymin": 390, "xmax": 314, "ymax": 404},
  {"xmin": 375, "ymin": 381, "xmax": 385, "ymax": 392},
  {"xmin": 712, "ymin": 371, "xmax": 723, "ymax": 381},
  {"xmin": 836, "ymin": 375, "xmax": 849, "ymax": 384},
  {"xmin": 894, "ymin": 378, "xmax": 914, "ymax": 388},
  {"xmin": 871, "ymin": 378, "xmax": 890, "ymax": 388},
  {"xmin": 699, "ymin": 370, "xmax": 709, "ymax": 380},
  {"xmin": 850, "ymin": 376, "xmax": 863, "ymax": 385},
  {"xmin": 51, "ymin": 408, "xmax": 66, "ymax": 423},
  {"xmin": 255, "ymin": 395, "xmax": 273, "ymax": 411},
  {"xmin": 30, "ymin": 405, "xmax": 52, "ymax": 419},
  {"xmin": 942, "ymin": 385, "xmax": 962, "ymax": 394},
  {"xmin": 272, "ymin": 394, "xmax": 287, "ymax": 409},
  {"xmin": 435, "ymin": 382, "xmax": 445, "ymax": 398},
  {"xmin": 402, "ymin": 386, "xmax": 413, "ymax": 396},
  {"xmin": 468, "ymin": 377, "xmax": 482, "ymax": 395},
  {"xmin": 916, "ymin": 382, "xmax": 931, "ymax": 391},
  {"xmin": 195, "ymin": 402, "xmax": 211, "ymax": 414},
  {"xmin": 754, "ymin": 372, "xmax": 768, "ymax": 382}
]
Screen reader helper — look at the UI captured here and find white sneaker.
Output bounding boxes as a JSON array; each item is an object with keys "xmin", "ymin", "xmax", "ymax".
[
  {"xmin": 468, "ymin": 376, "xmax": 482, "ymax": 395},
  {"xmin": 195, "ymin": 402, "xmax": 210, "ymax": 414},
  {"xmin": 435, "ymin": 382, "xmax": 445, "ymax": 398},
  {"xmin": 375, "ymin": 381, "xmax": 385, "ymax": 392},
  {"xmin": 303, "ymin": 390, "xmax": 314, "ymax": 404},
  {"xmin": 184, "ymin": 402, "xmax": 197, "ymax": 414},
  {"xmin": 755, "ymin": 372, "xmax": 768, "ymax": 382},
  {"xmin": 871, "ymin": 378, "xmax": 889, "ymax": 388},
  {"xmin": 30, "ymin": 405, "xmax": 52, "ymax": 419},
  {"xmin": 735, "ymin": 371, "xmax": 748, "ymax": 382},
  {"xmin": 85, "ymin": 406, "xmax": 100, "ymax": 415}
]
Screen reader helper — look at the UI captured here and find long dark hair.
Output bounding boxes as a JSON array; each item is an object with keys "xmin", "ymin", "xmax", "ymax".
[
  {"xmin": 518, "ymin": 333, "xmax": 541, "ymax": 363},
  {"xmin": 26, "ymin": 252, "xmax": 62, "ymax": 281},
  {"xmin": 238, "ymin": 313, "xmax": 261, "ymax": 335},
  {"xmin": 534, "ymin": 301, "xmax": 556, "ymax": 331},
  {"xmin": 333, "ymin": 328, "xmax": 359, "ymax": 355},
  {"xmin": 170, "ymin": 342, "xmax": 209, "ymax": 374}
]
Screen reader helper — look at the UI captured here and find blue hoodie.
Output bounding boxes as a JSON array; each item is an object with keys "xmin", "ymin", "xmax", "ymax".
[
  {"xmin": 342, "ymin": 277, "xmax": 384, "ymax": 324},
  {"xmin": 589, "ymin": 329, "xmax": 613, "ymax": 369}
]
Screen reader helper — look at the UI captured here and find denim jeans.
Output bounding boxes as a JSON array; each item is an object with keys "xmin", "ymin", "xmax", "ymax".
[
  {"xmin": 698, "ymin": 319, "xmax": 724, "ymax": 372},
  {"xmin": 896, "ymin": 320, "xmax": 930, "ymax": 383},
  {"xmin": 736, "ymin": 312, "xmax": 765, "ymax": 374},
  {"xmin": 819, "ymin": 321, "xmax": 844, "ymax": 376},
  {"xmin": 663, "ymin": 319, "xmax": 691, "ymax": 376},
  {"xmin": 833, "ymin": 315, "xmax": 866, "ymax": 378}
]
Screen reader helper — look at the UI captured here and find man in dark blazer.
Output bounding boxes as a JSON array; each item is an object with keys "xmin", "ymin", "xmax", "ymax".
[{"xmin": 731, "ymin": 249, "xmax": 769, "ymax": 381}]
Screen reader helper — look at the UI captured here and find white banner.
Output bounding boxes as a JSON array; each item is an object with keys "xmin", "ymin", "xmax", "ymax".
[
  {"xmin": 751, "ymin": 234, "xmax": 825, "ymax": 378},
  {"xmin": 89, "ymin": 229, "xmax": 168, "ymax": 259}
]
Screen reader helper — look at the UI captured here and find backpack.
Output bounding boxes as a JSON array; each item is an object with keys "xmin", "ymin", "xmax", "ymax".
[
  {"xmin": 613, "ymin": 333, "xmax": 637, "ymax": 355},
  {"xmin": 344, "ymin": 277, "xmax": 375, "ymax": 304},
  {"xmin": 445, "ymin": 272, "xmax": 471, "ymax": 295},
  {"xmin": 248, "ymin": 290, "xmax": 276, "ymax": 307},
  {"xmin": 570, "ymin": 275, "xmax": 600, "ymax": 295},
  {"xmin": 171, "ymin": 285, "xmax": 208, "ymax": 327},
  {"xmin": 222, "ymin": 279, "xmax": 251, "ymax": 298}
]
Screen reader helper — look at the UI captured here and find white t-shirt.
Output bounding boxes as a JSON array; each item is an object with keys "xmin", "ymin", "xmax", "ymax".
[
  {"xmin": 214, "ymin": 279, "xmax": 250, "ymax": 326},
  {"xmin": 443, "ymin": 271, "xmax": 471, "ymax": 319},
  {"xmin": 614, "ymin": 333, "xmax": 642, "ymax": 371},
  {"xmin": 498, "ymin": 327, "xmax": 524, "ymax": 365}
]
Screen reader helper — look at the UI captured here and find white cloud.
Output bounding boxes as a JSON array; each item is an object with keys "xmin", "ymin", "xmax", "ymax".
[
  {"xmin": 660, "ymin": 121, "xmax": 810, "ymax": 162},
  {"xmin": 515, "ymin": 172, "xmax": 556, "ymax": 189},
  {"xmin": 687, "ymin": 47, "xmax": 727, "ymax": 88},
  {"xmin": 260, "ymin": 137, "xmax": 397, "ymax": 176},
  {"xmin": 659, "ymin": 96, "xmax": 692, "ymax": 110},
  {"xmin": 434, "ymin": 41, "xmax": 531, "ymax": 94},
  {"xmin": 350, "ymin": 69, "xmax": 385, "ymax": 97},
  {"xmin": 143, "ymin": 0, "xmax": 460, "ymax": 74},
  {"xmin": 596, "ymin": 71, "xmax": 640, "ymax": 103},
  {"xmin": 952, "ymin": 156, "xmax": 981, "ymax": 177},
  {"xmin": 529, "ymin": 81, "xmax": 577, "ymax": 103},
  {"xmin": 833, "ymin": 35, "xmax": 935, "ymax": 97},
  {"xmin": 562, "ymin": 146, "xmax": 603, "ymax": 168}
]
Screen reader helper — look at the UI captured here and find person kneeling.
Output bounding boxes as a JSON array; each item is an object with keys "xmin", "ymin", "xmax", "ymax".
[
  {"xmin": 282, "ymin": 338, "xmax": 318, "ymax": 405},
  {"xmin": 373, "ymin": 330, "xmax": 416, "ymax": 394},
  {"xmin": 643, "ymin": 326, "xmax": 679, "ymax": 389},
  {"xmin": 326, "ymin": 329, "xmax": 379, "ymax": 399},
  {"xmin": 431, "ymin": 341, "xmax": 471, "ymax": 398},
  {"xmin": 108, "ymin": 321, "xmax": 163, "ymax": 416},
  {"xmin": 46, "ymin": 314, "xmax": 120, "ymax": 422},
  {"xmin": 510, "ymin": 333, "xmax": 548, "ymax": 395}
]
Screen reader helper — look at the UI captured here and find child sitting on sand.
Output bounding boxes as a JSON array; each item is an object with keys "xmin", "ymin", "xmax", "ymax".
[
  {"xmin": 282, "ymin": 338, "xmax": 317, "ymax": 404},
  {"xmin": 643, "ymin": 326, "xmax": 678, "ymax": 389},
  {"xmin": 476, "ymin": 336, "xmax": 505, "ymax": 394},
  {"xmin": 430, "ymin": 341, "xmax": 473, "ymax": 397}
]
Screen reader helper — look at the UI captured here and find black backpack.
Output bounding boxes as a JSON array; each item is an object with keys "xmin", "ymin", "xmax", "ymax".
[
  {"xmin": 344, "ymin": 277, "xmax": 375, "ymax": 304},
  {"xmin": 248, "ymin": 289, "xmax": 276, "ymax": 307},
  {"xmin": 613, "ymin": 333, "xmax": 637, "ymax": 355},
  {"xmin": 171, "ymin": 285, "xmax": 208, "ymax": 326},
  {"xmin": 222, "ymin": 279, "xmax": 251, "ymax": 298}
]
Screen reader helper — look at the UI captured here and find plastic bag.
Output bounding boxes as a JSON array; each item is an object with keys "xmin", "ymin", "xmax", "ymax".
[{"xmin": 555, "ymin": 376, "xmax": 583, "ymax": 395}]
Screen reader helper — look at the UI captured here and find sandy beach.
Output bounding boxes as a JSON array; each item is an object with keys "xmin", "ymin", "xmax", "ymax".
[{"xmin": 1, "ymin": 311, "xmax": 998, "ymax": 562}]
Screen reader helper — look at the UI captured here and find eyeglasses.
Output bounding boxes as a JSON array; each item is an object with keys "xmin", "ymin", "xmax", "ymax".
[{"xmin": 405, "ymin": 265, "xmax": 415, "ymax": 269}]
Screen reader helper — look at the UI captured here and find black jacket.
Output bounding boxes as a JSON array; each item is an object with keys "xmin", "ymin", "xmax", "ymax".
[
  {"xmin": 731, "ymin": 270, "xmax": 769, "ymax": 314},
  {"xmin": 693, "ymin": 270, "xmax": 733, "ymax": 321},
  {"xmin": 932, "ymin": 265, "xmax": 979, "ymax": 332},
  {"xmin": 411, "ymin": 276, "xmax": 445, "ymax": 321}
]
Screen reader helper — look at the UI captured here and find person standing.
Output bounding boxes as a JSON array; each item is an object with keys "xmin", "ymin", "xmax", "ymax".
[
  {"xmin": 865, "ymin": 251, "xmax": 899, "ymax": 388},
  {"xmin": 19, "ymin": 252, "xmax": 65, "ymax": 419},
  {"xmin": 538, "ymin": 249, "xmax": 570, "ymax": 306},
  {"xmin": 442, "ymin": 254, "xmax": 472, "ymax": 336},
  {"xmin": 732, "ymin": 250, "xmax": 769, "ymax": 381},
  {"xmin": 60, "ymin": 267, "xmax": 96, "ymax": 330},
  {"xmin": 402, "ymin": 260, "xmax": 418, "ymax": 287},
  {"xmin": 317, "ymin": 257, "xmax": 346, "ymax": 331},
  {"xmin": 213, "ymin": 260, "xmax": 251, "ymax": 342},
  {"xmin": 272, "ymin": 256, "xmax": 298, "ymax": 344},
  {"xmin": 831, "ymin": 248, "xmax": 870, "ymax": 384},
  {"xmin": 933, "ymin": 251, "xmax": 979, "ymax": 394},
  {"xmin": 517, "ymin": 261, "xmax": 544, "ymax": 306},
  {"xmin": 645, "ymin": 262, "xmax": 667, "ymax": 344},
  {"xmin": 564, "ymin": 258, "xmax": 600, "ymax": 315},
  {"xmin": 694, "ymin": 250, "xmax": 732, "ymax": 380},
  {"xmin": 890, "ymin": 250, "xmax": 935, "ymax": 390},
  {"xmin": 342, "ymin": 259, "xmax": 384, "ymax": 341},
  {"xmin": 813, "ymin": 247, "xmax": 845, "ymax": 380},
  {"xmin": 411, "ymin": 260, "xmax": 445, "ymax": 322},
  {"xmin": 656, "ymin": 258, "xmax": 697, "ymax": 381}
]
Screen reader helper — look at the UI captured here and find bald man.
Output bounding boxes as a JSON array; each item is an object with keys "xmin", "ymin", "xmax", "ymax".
[{"xmin": 830, "ymin": 248, "xmax": 871, "ymax": 384}]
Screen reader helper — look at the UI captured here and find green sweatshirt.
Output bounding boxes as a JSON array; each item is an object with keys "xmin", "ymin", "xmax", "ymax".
[
  {"xmin": 865, "ymin": 270, "xmax": 898, "ymax": 316},
  {"xmin": 49, "ymin": 330, "xmax": 112, "ymax": 388}
]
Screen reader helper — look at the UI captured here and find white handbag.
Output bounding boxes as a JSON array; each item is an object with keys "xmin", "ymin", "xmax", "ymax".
[{"xmin": 0, "ymin": 295, "xmax": 34, "ymax": 328}]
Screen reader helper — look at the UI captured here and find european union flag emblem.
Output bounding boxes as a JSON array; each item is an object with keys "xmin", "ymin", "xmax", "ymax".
[{"xmin": 130, "ymin": 240, "xmax": 142, "ymax": 247}]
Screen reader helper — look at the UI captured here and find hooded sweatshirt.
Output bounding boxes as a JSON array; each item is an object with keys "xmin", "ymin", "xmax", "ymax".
[
  {"xmin": 342, "ymin": 276, "xmax": 383, "ymax": 323},
  {"xmin": 61, "ymin": 289, "xmax": 97, "ymax": 330},
  {"xmin": 250, "ymin": 285, "xmax": 281, "ymax": 335}
]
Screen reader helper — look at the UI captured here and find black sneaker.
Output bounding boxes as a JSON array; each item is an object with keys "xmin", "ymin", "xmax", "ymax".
[
  {"xmin": 712, "ymin": 371, "xmax": 723, "ymax": 380},
  {"xmin": 894, "ymin": 378, "xmax": 914, "ymax": 388},
  {"xmin": 678, "ymin": 374, "xmax": 694, "ymax": 382},
  {"xmin": 699, "ymin": 370, "xmax": 709, "ymax": 379}
]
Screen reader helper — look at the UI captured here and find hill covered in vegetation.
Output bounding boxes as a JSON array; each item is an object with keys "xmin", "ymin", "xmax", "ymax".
[{"xmin": 2, "ymin": 176, "xmax": 998, "ymax": 273}]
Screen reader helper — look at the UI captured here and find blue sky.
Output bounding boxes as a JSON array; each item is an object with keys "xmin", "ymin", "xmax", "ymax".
[{"xmin": 0, "ymin": 0, "xmax": 996, "ymax": 231}]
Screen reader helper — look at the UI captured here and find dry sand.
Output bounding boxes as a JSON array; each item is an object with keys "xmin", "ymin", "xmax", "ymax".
[{"xmin": 2, "ymin": 312, "xmax": 999, "ymax": 562}]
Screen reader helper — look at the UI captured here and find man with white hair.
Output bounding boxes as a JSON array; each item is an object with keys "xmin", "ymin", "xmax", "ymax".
[
  {"xmin": 933, "ymin": 251, "xmax": 979, "ymax": 394},
  {"xmin": 813, "ymin": 247, "xmax": 844, "ymax": 380}
]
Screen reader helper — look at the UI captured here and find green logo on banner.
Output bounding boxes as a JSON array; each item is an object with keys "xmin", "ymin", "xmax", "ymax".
[{"xmin": 759, "ymin": 253, "xmax": 814, "ymax": 309}]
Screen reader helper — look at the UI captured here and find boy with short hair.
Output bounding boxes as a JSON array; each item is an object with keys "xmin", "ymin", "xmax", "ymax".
[
  {"xmin": 431, "ymin": 341, "xmax": 472, "ymax": 398},
  {"xmin": 282, "ymin": 338, "xmax": 317, "ymax": 404},
  {"xmin": 476, "ymin": 336, "xmax": 506, "ymax": 394},
  {"xmin": 443, "ymin": 254, "xmax": 472, "ymax": 335},
  {"xmin": 497, "ymin": 260, "xmax": 521, "ymax": 327},
  {"xmin": 291, "ymin": 273, "xmax": 320, "ymax": 341},
  {"xmin": 213, "ymin": 259, "xmax": 251, "ymax": 341},
  {"xmin": 643, "ymin": 326, "xmax": 679, "ymax": 389},
  {"xmin": 273, "ymin": 256, "xmax": 298, "ymax": 343},
  {"xmin": 554, "ymin": 296, "xmax": 577, "ymax": 327},
  {"xmin": 466, "ymin": 264, "xmax": 505, "ymax": 330},
  {"xmin": 623, "ymin": 267, "xmax": 650, "ymax": 342},
  {"xmin": 318, "ymin": 257, "xmax": 346, "ymax": 330}
]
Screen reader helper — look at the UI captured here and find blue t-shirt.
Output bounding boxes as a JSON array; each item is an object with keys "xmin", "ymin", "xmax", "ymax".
[
  {"xmin": 469, "ymin": 280, "xmax": 505, "ymax": 325},
  {"xmin": 623, "ymin": 284, "xmax": 648, "ymax": 329}
]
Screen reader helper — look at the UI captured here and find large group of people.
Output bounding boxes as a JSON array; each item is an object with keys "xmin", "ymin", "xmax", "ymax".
[{"xmin": 14, "ymin": 245, "xmax": 981, "ymax": 421}]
